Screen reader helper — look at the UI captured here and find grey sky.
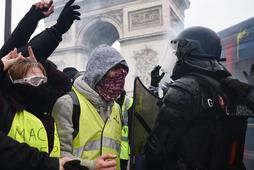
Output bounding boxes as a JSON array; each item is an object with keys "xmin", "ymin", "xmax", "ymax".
[
  {"xmin": 185, "ymin": 0, "xmax": 254, "ymax": 31},
  {"xmin": 0, "ymin": 0, "xmax": 254, "ymax": 48},
  {"xmin": 0, "ymin": 0, "xmax": 45, "ymax": 47}
]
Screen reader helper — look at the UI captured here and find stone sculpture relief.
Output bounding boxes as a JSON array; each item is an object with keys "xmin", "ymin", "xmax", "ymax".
[{"xmin": 132, "ymin": 46, "xmax": 159, "ymax": 85}]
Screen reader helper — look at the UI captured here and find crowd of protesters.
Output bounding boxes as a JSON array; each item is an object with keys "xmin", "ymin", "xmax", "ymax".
[{"xmin": 2, "ymin": 1, "xmax": 254, "ymax": 170}]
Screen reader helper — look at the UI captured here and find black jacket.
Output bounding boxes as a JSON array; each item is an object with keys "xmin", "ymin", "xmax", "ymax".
[
  {"xmin": 0, "ymin": 6, "xmax": 71, "ymax": 170},
  {"xmin": 0, "ymin": 130, "xmax": 59, "ymax": 170},
  {"xmin": 145, "ymin": 73, "xmax": 247, "ymax": 170}
]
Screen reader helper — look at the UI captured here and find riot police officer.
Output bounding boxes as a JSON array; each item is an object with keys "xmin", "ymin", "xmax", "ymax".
[{"xmin": 145, "ymin": 26, "xmax": 248, "ymax": 170}]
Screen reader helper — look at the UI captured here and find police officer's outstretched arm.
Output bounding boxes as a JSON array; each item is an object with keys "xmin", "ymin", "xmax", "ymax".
[{"xmin": 145, "ymin": 79, "xmax": 199, "ymax": 169}]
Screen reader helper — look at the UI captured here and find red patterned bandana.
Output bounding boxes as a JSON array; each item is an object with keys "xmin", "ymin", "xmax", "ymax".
[{"xmin": 96, "ymin": 67, "xmax": 128, "ymax": 102}]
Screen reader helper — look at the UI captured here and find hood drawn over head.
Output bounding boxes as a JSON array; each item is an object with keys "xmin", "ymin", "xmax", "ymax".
[{"xmin": 83, "ymin": 44, "xmax": 129, "ymax": 89}]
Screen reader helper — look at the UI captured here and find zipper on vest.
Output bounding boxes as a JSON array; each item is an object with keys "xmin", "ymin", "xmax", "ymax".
[{"xmin": 100, "ymin": 118, "xmax": 108, "ymax": 155}]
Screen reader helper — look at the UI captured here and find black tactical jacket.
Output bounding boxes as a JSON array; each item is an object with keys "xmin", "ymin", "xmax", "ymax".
[{"xmin": 145, "ymin": 73, "xmax": 247, "ymax": 170}]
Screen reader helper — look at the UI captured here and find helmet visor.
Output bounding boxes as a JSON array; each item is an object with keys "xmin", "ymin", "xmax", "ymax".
[
  {"xmin": 170, "ymin": 39, "xmax": 220, "ymax": 60},
  {"xmin": 170, "ymin": 39, "xmax": 190, "ymax": 51}
]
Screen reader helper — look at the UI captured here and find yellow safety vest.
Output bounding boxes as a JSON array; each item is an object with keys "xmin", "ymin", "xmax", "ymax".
[
  {"xmin": 71, "ymin": 88, "xmax": 122, "ymax": 170},
  {"xmin": 120, "ymin": 96, "xmax": 133, "ymax": 160},
  {"xmin": 7, "ymin": 110, "xmax": 60, "ymax": 157}
]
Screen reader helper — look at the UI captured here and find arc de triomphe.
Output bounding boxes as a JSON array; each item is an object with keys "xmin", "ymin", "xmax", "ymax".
[{"xmin": 45, "ymin": 0, "xmax": 190, "ymax": 93}]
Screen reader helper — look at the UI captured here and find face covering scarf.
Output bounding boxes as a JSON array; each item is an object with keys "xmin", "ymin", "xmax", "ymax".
[{"xmin": 96, "ymin": 68, "xmax": 127, "ymax": 102}]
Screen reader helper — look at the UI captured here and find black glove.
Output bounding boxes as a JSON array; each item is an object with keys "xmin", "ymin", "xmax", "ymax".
[
  {"xmin": 53, "ymin": 0, "xmax": 81, "ymax": 34},
  {"xmin": 150, "ymin": 65, "xmax": 165, "ymax": 87},
  {"xmin": 222, "ymin": 77, "xmax": 253, "ymax": 100},
  {"xmin": 64, "ymin": 160, "xmax": 89, "ymax": 170}
]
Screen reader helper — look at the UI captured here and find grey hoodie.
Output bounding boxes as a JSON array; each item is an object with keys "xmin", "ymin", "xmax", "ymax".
[
  {"xmin": 83, "ymin": 44, "xmax": 128, "ymax": 89},
  {"xmin": 52, "ymin": 44, "xmax": 128, "ymax": 169}
]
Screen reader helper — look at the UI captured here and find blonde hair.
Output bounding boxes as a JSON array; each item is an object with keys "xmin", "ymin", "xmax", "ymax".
[{"xmin": 8, "ymin": 60, "xmax": 46, "ymax": 80}]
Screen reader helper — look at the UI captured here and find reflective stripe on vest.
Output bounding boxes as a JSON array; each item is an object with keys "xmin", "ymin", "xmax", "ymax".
[
  {"xmin": 7, "ymin": 110, "xmax": 60, "ymax": 157},
  {"xmin": 73, "ymin": 136, "xmax": 121, "ymax": 155},
  {"xmin": 71, "ymin": 87, "xmax": 122, "ymax": 170},
  {"xmin": 120, "ymin": 96, "xmax": 133, "ymax": 160}
]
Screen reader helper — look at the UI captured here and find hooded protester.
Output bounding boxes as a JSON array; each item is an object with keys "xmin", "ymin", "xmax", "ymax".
[{"xmin": 52, "ymin": 44, "xmax": 129, "ymax": 170}]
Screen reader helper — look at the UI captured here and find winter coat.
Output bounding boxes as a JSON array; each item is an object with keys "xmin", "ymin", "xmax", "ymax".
[
  {"xmin": 0, "ymin": 6, "xmax": 71, "ymax": 170},
  {"xmin": 0, "ymin": 61, "xmax": 60, "ymax": 170},
  {"xmin": 145, "ymin": 73, "xmax": 248, "ymax": 170}
]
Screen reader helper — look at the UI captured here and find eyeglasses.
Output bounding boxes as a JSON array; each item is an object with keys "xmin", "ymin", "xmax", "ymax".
[{"xmin": 10, "ymin": 75, "xmax": 47, "ymax": 86}]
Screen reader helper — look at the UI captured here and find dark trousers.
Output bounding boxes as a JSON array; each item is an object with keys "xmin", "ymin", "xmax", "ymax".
[{"xmin": 120, "ymin": 159, "xmax": 128, "ymax": 170}]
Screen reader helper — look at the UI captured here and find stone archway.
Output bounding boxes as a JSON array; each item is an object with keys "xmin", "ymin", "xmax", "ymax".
[
  {"xmin": 45, "ymin": 0, "xmax": 190, "ymax": 91},
  {"xmin": 76, "ymin": 16, "xmax": 122, "ymax": 57},
  {"xmin": 82, "ymin": 21, "xmax": 119, "ymax": 51}
]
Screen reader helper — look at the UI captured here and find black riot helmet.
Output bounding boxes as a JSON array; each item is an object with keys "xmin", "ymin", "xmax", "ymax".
[
  {"xmin": 170, "ymin": 26, "xmax": 230, "ymax": 80},
  {"xmin": 171, "ymin": 26, "xmax": 222, "ymax": 61}
]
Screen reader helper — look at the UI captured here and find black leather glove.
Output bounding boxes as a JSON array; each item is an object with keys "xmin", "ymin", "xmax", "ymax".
[
  {"xmin": 222, "ymin": 77, "xmax": 253, "ymax": 100},
  {"xmin": 150, "ymin": 65, "xmax": 165, "ymax": 87},
  {"xmin": 53, "ymin": 0, "xmax": 81, "ymax": 34},
  {"xmin": 64, "ymin": 160, "xmax": 88, "ymax": 170}
]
